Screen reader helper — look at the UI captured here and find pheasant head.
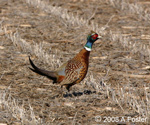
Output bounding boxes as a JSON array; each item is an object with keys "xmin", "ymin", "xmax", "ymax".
[{"xmin": 84, "ymin": 31, "xmax": 101, "ymax": 51}]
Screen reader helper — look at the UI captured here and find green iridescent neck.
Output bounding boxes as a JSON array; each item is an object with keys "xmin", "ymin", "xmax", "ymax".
[{"xmin": 84, "ymin": 40, "xmax": 93, "ymax": 51}]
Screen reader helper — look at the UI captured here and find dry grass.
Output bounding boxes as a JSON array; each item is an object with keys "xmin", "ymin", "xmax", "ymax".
[
  {"xmin": 0, "ymin": 89, "xmax": 43, "ymax": 124},
  {"xmin": 107, "ymin": 0, "xmax": 150, "ymax": 21},
  {"xmin": 0, "ymin": 0, "xmax": 150, "ymax": 124},
  {"xmin": 25, "ymin": 0, "xmax": 107, "ymax": 35},
  {"xmin": 7, "ymin": 30, "xmax": 61, "ymax": 69}
]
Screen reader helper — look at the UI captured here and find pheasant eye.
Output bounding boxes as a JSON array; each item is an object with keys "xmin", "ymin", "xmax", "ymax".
[{"xmin": 92, "ymin": 34, "xmax": 98, "ymax": 39}]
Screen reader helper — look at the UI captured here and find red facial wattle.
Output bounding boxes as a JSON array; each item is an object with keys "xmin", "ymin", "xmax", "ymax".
[{"xmin": 92, "ymin": 34, "xmax": 98, "ymax": 39}]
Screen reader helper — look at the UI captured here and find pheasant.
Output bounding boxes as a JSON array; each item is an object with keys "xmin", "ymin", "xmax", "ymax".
[{"xmin": 29, "ymin": 31, "xmax": 101, "ymax": 91}]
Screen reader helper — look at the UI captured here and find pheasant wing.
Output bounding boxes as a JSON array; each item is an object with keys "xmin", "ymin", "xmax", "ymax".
[{"xmin": 60, "ymin": 60, "xmax": 83, "ymax": 85}]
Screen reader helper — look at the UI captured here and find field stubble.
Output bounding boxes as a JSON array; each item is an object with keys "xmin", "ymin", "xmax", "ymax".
[{"xmin": 0, "ymin": 0, "xmax": 150, "ymax": 124}]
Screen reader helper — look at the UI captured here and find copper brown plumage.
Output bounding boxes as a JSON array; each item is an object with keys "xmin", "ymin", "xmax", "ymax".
[{"xmin": 29, "ymin": 31, "xmax": 101, "ymax": 91}]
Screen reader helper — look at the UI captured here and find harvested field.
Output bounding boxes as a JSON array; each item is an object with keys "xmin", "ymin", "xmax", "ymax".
[{"xmin": 0, "ymin": 0, "xmax": 150, "ymax": 124}]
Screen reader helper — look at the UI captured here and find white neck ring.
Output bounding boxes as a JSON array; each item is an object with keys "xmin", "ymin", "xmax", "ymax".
[{"xmin": 84, "ymin": 46, "xmax": 91, "ymax": 51}]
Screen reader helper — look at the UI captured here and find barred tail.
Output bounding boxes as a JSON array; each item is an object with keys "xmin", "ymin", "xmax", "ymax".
[{"xmin": 29, "ymin": 56, "xmax": 57, "ymax": 83}]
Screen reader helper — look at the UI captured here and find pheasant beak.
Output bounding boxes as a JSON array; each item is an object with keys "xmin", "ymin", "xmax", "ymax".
[{"xmin": 97, "ymin": 35, "xmax": 102, "ymax": 39}]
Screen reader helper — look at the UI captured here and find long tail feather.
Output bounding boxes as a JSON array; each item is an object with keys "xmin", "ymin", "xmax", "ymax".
[{"xmin": 29, "ymin": 56, "xmax": 57, "ymax": 82}]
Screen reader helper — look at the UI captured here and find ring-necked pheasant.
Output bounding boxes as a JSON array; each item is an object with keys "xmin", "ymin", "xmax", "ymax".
[{"xmin": 29, "ymin": 31, "xmax": 101, "ymax": 91}]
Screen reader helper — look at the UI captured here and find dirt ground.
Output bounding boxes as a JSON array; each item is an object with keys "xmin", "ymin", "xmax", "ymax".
[{"xmin": 0, "ymin": 0, "xmax": 150, "ymax": 124}]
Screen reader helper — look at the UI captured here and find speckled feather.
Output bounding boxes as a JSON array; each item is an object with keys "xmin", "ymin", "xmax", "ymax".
[{"xmin": 59, "ymin": 48, "xmax": 89, "ymax": 89}]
